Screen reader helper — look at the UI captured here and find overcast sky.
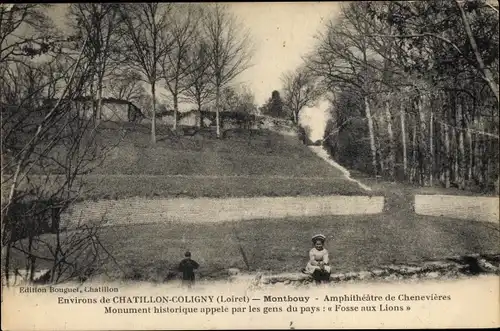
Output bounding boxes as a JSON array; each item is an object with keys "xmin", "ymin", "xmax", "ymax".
[
  {"xmin": 231, "ymin": 3, "xmax": 341, "ymax": 140},
  {"xmin": 48, "ymin": 3, "xmax": 342, "ymax": 140},
  {"xmin": 229, "ymin": 2, "xmax": 340, "ymax": 104}
]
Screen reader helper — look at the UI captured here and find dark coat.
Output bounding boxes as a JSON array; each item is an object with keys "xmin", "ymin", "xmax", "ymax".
[{"xmin": 178, "ymin": 258, "xmax": 199, "ymax": 281}]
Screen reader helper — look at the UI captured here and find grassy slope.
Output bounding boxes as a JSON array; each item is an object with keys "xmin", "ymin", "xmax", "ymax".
[
  {"xmin": 95, "ymin": 123, "xmax": 342, "ymax": 177},
  {"xmin": 11, "ymin": 214, "xmax": 499, "ymax": 281},
  {"xmin": 78, "ymin": 175, "xmax": 365, "ymax": 200},
  {"xmin": 10, "ymin": 122, "xmax": 368, "ymax": 199}
]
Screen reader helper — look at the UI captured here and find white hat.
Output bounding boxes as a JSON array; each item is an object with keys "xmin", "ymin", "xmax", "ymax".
[{"xmin": 312, "ymin": 234, "xmax": 326, "ymax": 242}]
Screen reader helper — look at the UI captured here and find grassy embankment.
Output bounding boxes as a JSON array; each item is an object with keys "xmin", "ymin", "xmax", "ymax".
[{"xmin": 7, "ymin": 122, "xmax": 369, "ymax": 200}]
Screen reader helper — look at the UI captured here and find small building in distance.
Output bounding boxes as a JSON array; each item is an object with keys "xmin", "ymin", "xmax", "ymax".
[
  {"xmin": 43, "ymin": 97, "xmax": 144, "ymax": 123},
  {"xmin": 201, "ymin": 110, "xmax": 259, "ymax": 130},
  {"xmin": 160, "ymin": 109, "xmax": 258, "ymax": 130},
  {"xmin": 160, "ymin": 109, "xmax": 201, "ymax": 127},
  {"xmin": 99, "ymin": 98, "xmax": 143, "ymax": 122}
]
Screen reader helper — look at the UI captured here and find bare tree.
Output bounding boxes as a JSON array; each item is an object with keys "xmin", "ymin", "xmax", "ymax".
[
  {"xmin": 307, "ymin": 4, "xmax": 381, "ymax": 177},
  {"xmin": 220, "ymin": 84, "xmax": 257, "ymax": 114},
  {"xmin": 202, "ymin": 4, "xmax": 253, "ymax": 138},
  {"xmin": 0, "ymin": 4, "xmax": 57, "ymax": 65},
  {"xmin": 181, "ymin": 41, "xmax": 213, "ymax": 127},
  {"xmin": 68, "ymin": 4, "xmax": 122, "ymax": 125},
  {"xmin": 1, "ymin": 5, "xmax": 118, "ymax": 286},
  {"xmin": 161, "ymin": 4, "xmax": 198, "ymax": 130},
  {"xmin": 281, "ymin": 66, "xmax": 322, "ymax": 124},
  {"xmin": 119, "ymin": 3, "xmax": 173, "ymax": 144},
  {"xmin": 108, "ymin": 69, "xmax": 147, "ymax": 104}
]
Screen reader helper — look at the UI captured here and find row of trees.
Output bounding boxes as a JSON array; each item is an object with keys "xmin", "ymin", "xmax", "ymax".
[
  {"xmin": 286, "ymin": 0, "xmax": 498, "ymax": 192},
  {"xmin": 1, "ymin": 3, "xmax": 254, "ymax": 285},
  {"xmin": 68, "ymin": 3, "xmax": 253, "ymax": 142},
  {"xmin": 143, "ymin": 83, "xmax": 258, "ymax": 124}
]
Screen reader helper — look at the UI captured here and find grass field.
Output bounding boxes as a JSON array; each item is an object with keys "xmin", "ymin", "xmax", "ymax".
[{"xmin": 10, "ymin": 213, "xmax": 499, "ymax": 282}]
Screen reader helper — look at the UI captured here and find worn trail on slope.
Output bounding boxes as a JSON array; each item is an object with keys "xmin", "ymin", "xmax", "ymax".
[{"xmin": 309, "ymin": 146, "xmax": 372, "ymax": 192}]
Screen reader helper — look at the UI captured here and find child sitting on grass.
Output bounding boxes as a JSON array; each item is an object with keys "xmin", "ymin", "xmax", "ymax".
[
  {"xmin": 302, "ymin": 234, "xmax": 331, "ymax": 284},
  {"xmin": 178, "ymin": 251, "xmax": 199, "ymax": 287}
]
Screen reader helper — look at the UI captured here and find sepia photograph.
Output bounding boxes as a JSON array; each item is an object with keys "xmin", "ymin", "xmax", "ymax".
[{"xmin": 1, "ymin": 1, "xmax": 499, "ymax": 330}]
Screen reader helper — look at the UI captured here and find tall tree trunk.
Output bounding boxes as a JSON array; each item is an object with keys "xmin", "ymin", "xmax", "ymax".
[
  {"xmin": 453, "ymin": 152, "xmax": 458, "ymax": 185},
  {"xmin": 216, "ymin": 84, "xmax": 221, "ymax": 138},
  {"xmin": 417, "ymin": 94, "xmax": 427, "ymax": 186},
  {"xmin": 173, "ymin": 93, "xmax": 178, "ymax": 130},
  {"xmin": 438, "ymin": 121, "xmax": 444, "ymax": 184},
  {"xmin": 151, "ymin": 81, "xmax": 156, "ymax": 144},
  {"xmin": 28, "ymin": 237, "xmax": 35, "ymax": 283},
  {"xmin": 443, "ymin": 120, "xmax": 451, "ymax": 188},
  {"xmin": 467, "ymin": 130, "xmax": 473, "ymax": 182},
  {"xmin": 482, "ymin": 134, "xmax": 488, "ymax": 189},
  {"xmin": 4, "ymin": 242, "xmax": 12, "ymax": 287},
  {"xmin": 410, "ymin": 115, "xmax": 417, "ymax": 183},
  {"xmin": 377, "ymin": 137, "xmax": 384, "ymax": 175},
  {"xmin": 429, "ymin": 107, "xmax": 434, "ymax": 186},
  {"xmin": 385, "ymin": 98, "xmax": 395, "ymax": 181},
  {"xmin": 457, "ymin": 103, "xmax": 465, "ymax": 190},
  {"xmin": 473, "ymin": 132, "xmax": 481, "ymax": 186},
  {"xmin": 435, "ymin": 95, "xmax": 442, "ymax": 184},
  {"xmin": 96, "ymin": 77, "xmax": 103, "ymax": 126},
  {"xmin": 479, "ymin": 119, "xmax": 487, "ymax": 188},
  {"xmin": 90, "ymin": 79, "xmax": 96, "ymax": 118},
  {"xmin": 197, "ymin": 104, "xmax": 202, "ymax": 128},
  {"xmin": 486, "ymin": 130, "xmax": 493, "ymax": 189},
  {"xmin": 452, "ymin": 128, "xmax": 458, "ymax": 185},
  {"xmin": 400, "ymin": 102, "xmax": 407, "ymax": 177},
  {"xmin": 364, "ymin": 95, "xmax": 377, "ymax": 177}
]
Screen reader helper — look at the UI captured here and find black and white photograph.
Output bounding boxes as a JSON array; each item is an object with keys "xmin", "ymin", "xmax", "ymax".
[{"xmin": 1, "ymin": 1, "xmax": 499, "ymax": 329}]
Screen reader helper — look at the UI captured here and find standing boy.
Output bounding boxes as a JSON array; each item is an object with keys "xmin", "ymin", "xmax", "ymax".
[{"xmin": 178, "ymin": 251, "xmax": 199, "ymax": 288}]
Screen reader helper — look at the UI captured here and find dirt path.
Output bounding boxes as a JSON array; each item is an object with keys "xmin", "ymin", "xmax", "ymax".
[{"xmin": 308, "ymin": 146, "xmax": 372, "ymax": 191}]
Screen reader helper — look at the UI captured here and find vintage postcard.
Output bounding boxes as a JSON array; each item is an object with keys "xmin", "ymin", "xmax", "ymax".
[{"xmin": 1, "ymin": 1, "xmax": 499, "ymax": 330}]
